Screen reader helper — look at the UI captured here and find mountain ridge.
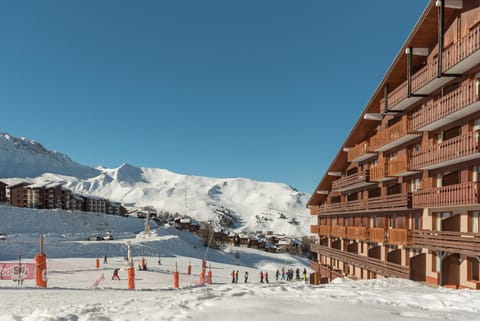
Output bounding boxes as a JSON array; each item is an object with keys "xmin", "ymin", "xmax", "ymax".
[{"xmin": 0, "ymin": 132, "xmax": 312, "ymax": 236}]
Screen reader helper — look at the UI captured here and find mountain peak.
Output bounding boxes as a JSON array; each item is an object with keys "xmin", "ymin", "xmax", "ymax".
[{"xmin": 0, "ymin": 131, "xmax": 99, "ymax": 179}]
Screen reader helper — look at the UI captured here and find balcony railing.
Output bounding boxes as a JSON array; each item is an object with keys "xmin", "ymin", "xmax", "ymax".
[
  {"xmin": 410, "ymin": 80, "xmax": 480, "ymax": 131},
  {"xmin": 310, "ymin": 243, "xmax": 409, "ymax": 279},
  {"xmin": 317, "ymin": 193, "xmax": 411, "ymax": 215},
  {"xmin": 443, "ymin": 24, "xmax": 480, "ymax": 72},
  {"xmin": 346, "ymin": 226, "xmax": 368, "ymax": 240},
  {"xmin": 332, "ymin": 169, "xmax": 373, "ymax": 192},
  {"xmin": 369, "ymin": 228, "xmax": 386, "ymax": 243},
  {"xmin": 310, "ymin": 206, "xmax": 322, "ymax": 215},
  {"xmin": 347, "ymin": 141, "xmax": 376, "ymax": 163},
  {"xmin": 331, "ymin": 226, "xmax": 347, "ymax": 238},
  {"xmin": 387, "ymin": 228, "xmax": 411, "ymax": 245},
  {"xmin": 370, "ymin": 117, "xmax": 420, "ymax": 152},
  {"xmin": 369, "ymin": 164, "xmax": 389, "ymax": 181},
  {"xmin": 381, "ymin": 24, "xmax": 480, "ymax": 111},
  {"xmin": 413, "ymin": 182, "xmax": 480, "ymax": 208},
  {"xmin": 319, "ymin": 225, "xmax": 331, "ymax": 236},
  {"xmin": 388, "ymin": 154, "xmax": 417, "ymax": 176},
  {"xmin": 411, "ymin": 131, "xmax": 480, "ymax": 170},
  {"xmin": 411, "ymin": 229, "xmax": 480, "ymax": 257}
]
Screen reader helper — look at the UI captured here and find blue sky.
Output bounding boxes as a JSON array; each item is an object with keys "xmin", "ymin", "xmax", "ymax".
[{"xmin": 0, "ymin": 1, "xmax": 428, "ymax": 193}]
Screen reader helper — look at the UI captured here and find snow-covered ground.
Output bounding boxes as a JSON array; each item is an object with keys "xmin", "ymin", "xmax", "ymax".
[{"xmin": 1, "ymin": 206, "xmax": 480, "ymax": 321}]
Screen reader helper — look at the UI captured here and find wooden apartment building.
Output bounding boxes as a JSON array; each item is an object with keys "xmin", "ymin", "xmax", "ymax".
[{"xmin": 308, "ymin": 0, "xmax": 480, "ymax": 289}]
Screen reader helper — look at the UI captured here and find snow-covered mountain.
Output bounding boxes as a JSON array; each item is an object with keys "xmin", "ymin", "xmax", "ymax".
[
  {"xmin": 0, "ymin": 132, "xmax": 99, "ymax": 179},
  {"xmin": 0, "ymin": 132, "xmax": 312, "ymax": 236}
]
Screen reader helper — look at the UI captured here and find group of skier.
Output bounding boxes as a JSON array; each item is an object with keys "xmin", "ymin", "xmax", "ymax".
[{"xmin": 230, "ymin": 266, "xmax": 308, "ymax": 284}]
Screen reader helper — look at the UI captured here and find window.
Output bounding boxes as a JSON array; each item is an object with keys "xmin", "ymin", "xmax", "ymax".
[
  {"xmin": 472, "ymin": 165, "xmax": 479, "ymax": 183},
  {"xmin": 442, "ymin": 171, "xmax": 460, "ymax": 186},
  {"xmin": 443, "ymin": 126, "xmax": 460, "ymax": 141},
  {"xmin": 410, "ymin": 178, "xmax": 421, "ymax": 192},
  {"xmin": 470, "ymin": 258, "xmax": 479, "ymax": 281},
  {"xmin": 468, "ymin": 211, "xmax": 479, "ymax": 233}
]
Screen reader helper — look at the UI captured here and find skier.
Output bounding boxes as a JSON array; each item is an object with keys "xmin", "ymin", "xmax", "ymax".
[
  {"xmin": 281, "ymin": 267, "xmax": 286, "ymax": 280},
  {"xmin": 244, "ymin": 271, "xmax": 249, "ymax": 283},
  {"xmin": 265, "ymin": 271, "xmax": 269, "ymax": 284},
  {"xmin": 260, "ymin": 271, "xmax": 264, "ymax": 283},
  {"xmin": 231, "ymin": 270, "xmax": 236, "ymax": 283},
  {"xmin": 104, "ymin": 255, "xmax": 108, "ymax": 264},
  {"xmin": 112, "ymin": 268, "xmax": 120, "ymax": 280},
  {"xmin": 295, "ymin": 268, "xmax": 300, "ymax": 280},
  {"xmin": 275, "ymin": 269, "xmax": 280, "ymax": 281},
  {"xmin": 303, "ymin": 268, "xmax": 307, "ymax": 281},
  {"xmin": 235, "ymin": 270, "xmax": 239, "ymax": 283}
]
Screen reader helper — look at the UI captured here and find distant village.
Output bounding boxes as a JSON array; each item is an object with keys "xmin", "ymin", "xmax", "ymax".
[{"xmin": 0, "ymin": 180, "xmax": 308, "ymax": 254}]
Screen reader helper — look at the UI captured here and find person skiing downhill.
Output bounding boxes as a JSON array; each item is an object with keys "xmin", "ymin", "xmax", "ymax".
[
  {"xmin": 231, "ymin": 270, "xmax": 235, "ymax": 283},
  {"xmin": 275, "ymin": 269, "xmax": 280, "ymax": 281},
  {"xmin": 265, "ymin": 272, "xmax": 269, "ymax": 284},
  {"xmin": 235, "ymin": 270, "xmax": 239, "ymax": 283},
  {"xmin": 260, "ymin": 271, "xmax": 264, "ymax": 283},
  {"xmin": 244, "ymin": 271, "xmax": 249, "ymax": 283},
  {"xmin": 112, "ymin": 268, "xmax": 120, "ymax": 280}
]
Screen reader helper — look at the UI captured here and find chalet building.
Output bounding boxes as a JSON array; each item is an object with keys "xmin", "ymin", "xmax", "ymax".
[
  {"xmin": 82, "ymin": 196, "xmax": 106, "ymax": 213},
  {"xmin": 308, "ymin": 0, "xmax": 480, "ymax": 289},
  {"xmin": 0, "ymin": 181, "xmax": 7, "ymax": 203},
  {"xmin": 8, "ymin": 182, "xmax": 30, "ymax": 207},
  {"xmin": 26, "ymin": 182, "xmax": 63, "ymax": 209},
  {"xmin": 70, "ymin": 194, "xmax": 84, "ymax": 211}
]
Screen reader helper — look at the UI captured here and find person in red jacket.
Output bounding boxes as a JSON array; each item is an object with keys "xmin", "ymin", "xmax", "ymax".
[{"xmin": 260, "ymin": 271, "xmax": 264, "ymax": 283}]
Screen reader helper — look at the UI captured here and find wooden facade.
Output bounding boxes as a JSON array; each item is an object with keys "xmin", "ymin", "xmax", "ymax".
[{"xmin": 308, "ymin": 1, "xmax": 480, "ymax": 289}]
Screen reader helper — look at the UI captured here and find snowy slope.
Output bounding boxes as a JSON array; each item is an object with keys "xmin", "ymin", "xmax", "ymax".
[
  {"xmin": 1, "ymin": 206, "xmax": 480, "ymax": 321},
  {"xmin": 0, "ymin": 132, "xmax": 99, "ymax": 178},
  {"xmin": 0, "ymin": 132, "xmax": 312, "ymax": 236}
]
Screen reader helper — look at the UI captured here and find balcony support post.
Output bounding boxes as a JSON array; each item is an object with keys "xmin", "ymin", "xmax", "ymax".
[
  {"xmin": 384, "ymin": 83, "xmax": 389, "ymax": 113},
  {"xmin": 436, "ymin": 250, "xmax": 448, "ymax": 286},
  {"xmin": 437, "ymin": 0, "xmax": 445, "ymax": 78},
  {"xmin": 407, "ymin": 47, "xmax": 413, "ymax": 97}
]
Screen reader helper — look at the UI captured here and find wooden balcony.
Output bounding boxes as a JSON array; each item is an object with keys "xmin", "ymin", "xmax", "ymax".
[
  {"xmin": 319, "ymin": 225, "xmax": 331, "ymax": 236},
  {"xmin": 346, "ymin": 226, "xmax": 368, "ymax": 240},
  {"xmin": 369, "ymin": 227, "xmax": 387, "ymax": 243},
  {"xmin": 316, "ymin": 193, "xmax": 411, "ymax": 215},
  {"xmin": 309, "ymin": 206, "xmax": 321, "ymax": 215},
  {"xmin": 332, "ymin": 169, "xmax": 376, "ymax": 192},
  {"xmin": 347, "ymin": 141, "xmax": 376, "ymax": 163},
  {"xmin": 388, "ymin": 154, "xmax": 419, "ymax": 177},
  {"xmin": 386, "ymin": 228, "xmax": 411, "ymax": 246},
  {"xmin": 411, "ymin": 131, "xmax": 480, "ymax": 170},
  {"xmin": 331, "ymin": 226, "xmax": 347, "ymax": 238},
  {"xmin": 310, "ymin": 243, "xmax": 409, "ymax": 279},
  {"xmin": 443, "ymin": 24, "xmax": 480, "ymax": 75},
  {"xmin": 413, "ymin": 182, "xmax": 480, "ymax": 208},
  {"xmin": 411, "ymin": 229, "xmax": 480, "ymax": 257},
  {"xmin": 381, "ymin": 24, "xmax": 480, "ymax": 111},
  {"xmin": 369, "ymin": 117, "xmax": 421, "ymax": 152},
  {"xmin": 410, "ymin": 80, "xmax": 480, "ymax": 132},
  {"xmin": 369, "ymin": 164, "xmax": 391, "ymax": 181}
]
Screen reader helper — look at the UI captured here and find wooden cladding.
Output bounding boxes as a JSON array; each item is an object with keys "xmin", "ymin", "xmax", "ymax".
[
  {"xmin": 370, "ymin": 163, "xmax": 389, "ymax": 181},
  {"xmin": 381, "ymin": 24, "xmax": 480, "ymax": 111},
  {"xmin": 347, "ymin": 141, "xmax": 376, "ymax": 163},
  {"xmin": 410, "ymin": 80, "xmax": 479, "ymax": 131},
  {"xmin": 411, "ymin": 131, "xmax": 480, "ymax": 170},
  {"xmin": 412, "ymin": 229, "xmax": 480, "ymax": 257},
  {"xmin": 332, "ymin": 169, "xmax": 370, "ymax": 191},
  {"xmin": 313, "ymin": 225, "xmax": 412, "ymax": 246},
  {"xmin": 388, "ymin": 154, "xmax": 411, "ymax": 176},
  {"xmin": 316, "ymin": 193, "xmax": 411, "ymax": 215},
  {"xmin": 443, "ymin": 23, "xmax": 480, "ymax": 71},
  {"xmin": 310, "ymin": 243, "xmax": 409, "ymax": 279},
  {"xmin": 369, "ymin": 117, "xmax": 416, "ymax": 151},
  {"xmin": 413, "ymin": 182, "xmax": 480, "ymax": 208}
]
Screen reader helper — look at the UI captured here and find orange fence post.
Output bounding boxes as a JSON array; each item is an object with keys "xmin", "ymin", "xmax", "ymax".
[
  {"xmin": 128, "ymin": 267, "xmax": 135, "ymax": 289},
  {"xmin": 35, "ymin": 253, "xmax": 47, "ymax": 288},
  {"xmin": 96, "ymin": 257, "xmax": 100, "ymax": 269},
  {"xmin": 187, "ymin": 261, "xmax": 191, "ymax": 275},
  {"xmin": 207, "ymin": 265, "xmax": 212, "ymax": 284},
  {"xmin": 35, "ymin": 235, "xmax": 47, "ymax": 288}
]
